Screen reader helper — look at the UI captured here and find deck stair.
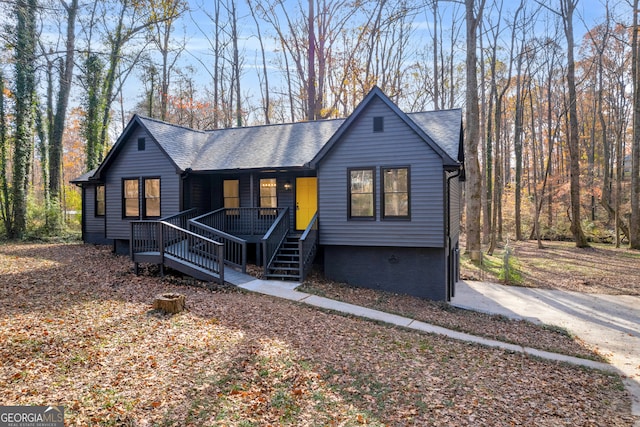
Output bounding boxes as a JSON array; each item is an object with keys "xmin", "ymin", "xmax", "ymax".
[
  {"xmin": 265, "ymin": 233, "xmax": 302, "ymax": 280},
  {"xmin": 131, "ymin": 208, "xmax": 318, "ymax": 285}
]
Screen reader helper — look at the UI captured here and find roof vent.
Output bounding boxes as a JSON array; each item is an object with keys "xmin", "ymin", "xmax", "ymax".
[{"xmin": 373, "ymin": 116, "xmax": 384, "ymax": 132}]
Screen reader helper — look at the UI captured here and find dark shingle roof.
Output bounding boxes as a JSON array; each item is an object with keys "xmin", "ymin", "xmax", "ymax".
[
  {"xmin": 137, "ymin": 108, "xmax": 462, "ymax": 172},
  {"xmin": 408, "ymin": 109, "xmax": 462, "ymax": 162},
  {"xmin": 70, "ymin": 169, "xmax": 98, "ymax": 184},
  {"xmin": 137, "ymin": 117, "xmax": 209, "ymax": 170},
  {"xmin": 192, "ymin": 119, "xmax": 345, "ymax": 171},
  {"xmin": 83, "ymin": 88, "xmax": 462, "ymax": 184}
]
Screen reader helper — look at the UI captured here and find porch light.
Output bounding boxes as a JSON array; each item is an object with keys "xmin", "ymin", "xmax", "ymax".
[{"xmin": 283, "ymin": 180, "xmax": 292, "ymax": 191}]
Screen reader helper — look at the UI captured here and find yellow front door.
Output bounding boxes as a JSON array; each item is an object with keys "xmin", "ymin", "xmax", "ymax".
[{"xmin": 296, "ymin": 177, "xmax": 317, "ymax": 230}]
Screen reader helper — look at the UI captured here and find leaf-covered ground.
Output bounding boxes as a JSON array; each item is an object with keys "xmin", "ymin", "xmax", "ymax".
[
  {"xmin": 461, "ymin": 240, "xmax": 640, "ymax": 295},
  {"xmin": 296, "ymin": 271, "xmax": 602, "ymax": 361},
  {"xmin": 0, "ymin": 243, "xmax": 635, "ymax": 426}
]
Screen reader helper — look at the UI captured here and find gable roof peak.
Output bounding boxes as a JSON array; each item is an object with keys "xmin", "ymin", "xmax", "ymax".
[
  {"xmin": 309, "ymin": 87, "xmax": 461, "ymax": 167},
  {"xmin": 136, "ymin": 114, "xmax": 207, "ymax": 135}
]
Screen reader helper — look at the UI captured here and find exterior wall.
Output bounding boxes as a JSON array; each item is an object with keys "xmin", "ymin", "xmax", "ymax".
[
  {"xmin": 81, "ymin": 183, "xmax": 110, "ymax": 245},
  {"xmin": 105, "ymin": 126, "xmax": 181, "ymax": 241},
  {"xmin": 317, "ymin": 97, "xmax": 445, "ymax": 248},
  {"xmin": 323, "ymin": 246, "xmax": 447, "ymax": 301},
  {"xmin": 185, "ymin": 174, "xmax": 213, "ymax": 212}
]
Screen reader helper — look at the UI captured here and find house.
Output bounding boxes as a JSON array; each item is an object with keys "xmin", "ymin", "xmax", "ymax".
[{"xmin": 72, "ymin": 87, "xmax": 464, "ymax": 301}]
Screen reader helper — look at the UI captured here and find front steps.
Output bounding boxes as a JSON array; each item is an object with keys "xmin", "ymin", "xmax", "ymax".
[{"xmin": 265, "ymin": 234, "xmax": 301, "ymax": 280}]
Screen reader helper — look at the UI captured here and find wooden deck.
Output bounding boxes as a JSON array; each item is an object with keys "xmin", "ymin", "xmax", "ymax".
[{"xmin": 133, "ymin": 241, "xmax": 256, "ymax": 286}]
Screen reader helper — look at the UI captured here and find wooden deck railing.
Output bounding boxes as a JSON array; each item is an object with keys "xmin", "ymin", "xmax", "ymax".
[
  {"xmin": 162, "ymin": 222, "xmax": 224, "ymax": 283},
  {"xmin": 130, "ymin": 218, "xmax": 224, "ymax": 284},
  {"xmin": 262, "ymin": 208, "xmax": 290, "ymax": 275},
  {"xmin": 130, "ymin": 220, "xmax": 161, "ymax": 255},
  {"xmin": 131, "ymin": 207, "xmax": 315, "ymax": 283},
  {"xmin": 188, "ymin": 220, "xmax": 247, "ymax": 272},
  {"xmin": 192, "ymin": 208, "xmax": 286, "ymax": 237},
  {"xmin": 298, "ymin": 212, "xmax": 318, "ymax": 280},
  {"xmin": 161, "ymin": 208, "xmax": 199, "ymax": 229}
]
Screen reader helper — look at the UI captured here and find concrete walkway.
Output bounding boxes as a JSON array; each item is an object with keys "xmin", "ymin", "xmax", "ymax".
[
  {"xmin": 232, "ymin": 277, "xmax": 630, "ymax": 373},
  {"xmin": 451, "ymin": 280, "xmax": 640, "ymax": 421}
]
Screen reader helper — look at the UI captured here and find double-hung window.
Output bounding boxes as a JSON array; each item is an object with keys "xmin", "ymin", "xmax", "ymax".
[
  {"xmin": 123, "ymin": 179, "xmax": 139, "ymax": 218},
  {"xmin": 224, "ymin": 180, "xmax": 240, "ymax": 208},
  {"xmin": 123, "ymin": 177, "xmax": 161, "ymax": 218},
  {"xmin": 382, "ymin": 167, "xmax": 410, "ymax": 219},
  {"xmin": 95, "ymin": 185, "xmax": 105, "ymax": 217},
  {"xmin": 224, "ymin": 179, "xmax": 240, "ymax": 215},
  {"xmin": 348, "ymin": 168, "xmax": 375, "ymax": 219},
  {"xmin": 144, "ymin": 178, "xmax": 161, "ymax": 217},
  {"xmin": 259, "ymin": 178, "xmax": 277, "ymax": 215}
]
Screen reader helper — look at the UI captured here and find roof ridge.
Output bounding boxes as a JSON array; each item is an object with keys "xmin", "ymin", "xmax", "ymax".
[
  {"xmin": 136, "ymin": 115, "xmax": 207, "ymax": 134},
  {"xmin": 203, "ymin": 116, "xmax": 347, "ymax": 133},
  {"xmin": 407, "ymin": 108, "xmax": 462, "ymax": 114}
]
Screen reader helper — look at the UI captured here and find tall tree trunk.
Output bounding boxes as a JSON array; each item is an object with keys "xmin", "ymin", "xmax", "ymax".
[
  {"xmin": 307, "ymin": 0, "xmax": 316, "ymax": 121},
  {"xmin": 11, "ymin": 0, "xmax": 38, "ymax": 239},
  {"xmin": 48, "ymin": 0, "xmax": 78, "ymax": 231},
  {"xmin": 83, "ymin": 54, "xmax": 106, "ymax": 170},
  {"xmin": 514, "ymin": 49, "xmax": 524, "ymax": 240},
  {"xmin": 432, "ymin": 0, "xmax": 439, "ymax": 110},
  {"xmin": 631, "ymin": 0, "xmax": 640, "ymax": 248},
  {"xmin": 562, "ymin": 0, "xmax": 589, "ymax": 247},
  {"xmin": 248, "ymin": 0, "xmax": 270, "ymax": 124},
  {"xmin": 0, "ymin": 70, "xmax": 11, "ymax": 234},
  {"xmin": 464, "ymin": 0, "xmax": 485, "ymax": 260}
]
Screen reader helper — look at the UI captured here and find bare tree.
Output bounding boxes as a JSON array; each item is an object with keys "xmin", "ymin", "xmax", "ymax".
[
  {"xmin": 247, "ymin": 0, "xmax": 271, "ymax": 124},
  {"xmin": 48, "ymin": 0, "xmax": 78, "ymax": 230},
  {"xmin": 631, "ymin": 0, "xmax": 640, "ymax": 248},
  {"xmin": 464, "ymin": 0, "xmax": 486, "ymax": 259},
  {"xmin": 560, "ymin": 0, "xmax": 589, "ymax": 247},
  {"xmin": 146, "ymin": 0, "xmax": 187, "ymax": 121}
]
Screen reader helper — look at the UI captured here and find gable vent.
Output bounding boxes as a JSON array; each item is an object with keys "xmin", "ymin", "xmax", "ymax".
[
  {"xmin": 138, "ymin": 137, "xmax": 146, "ymax": 151},
  {"xmin": 373, "ymin": 116, "xmax": 384, "ymax": 132}
]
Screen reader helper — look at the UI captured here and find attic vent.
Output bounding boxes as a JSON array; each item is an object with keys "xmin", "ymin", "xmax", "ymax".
[
  {"xmin": 138, "ymin": 137, "xmax": 146, "ymax": 151},
  {"xmin": 373, "ymin": 116, "xmax": 384, "ymax": 132}
]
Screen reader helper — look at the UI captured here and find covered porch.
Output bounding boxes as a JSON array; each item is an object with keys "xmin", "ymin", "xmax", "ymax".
[{"xmin": 130, "ymin": 205, "xmax": 318, "ymax": 285}]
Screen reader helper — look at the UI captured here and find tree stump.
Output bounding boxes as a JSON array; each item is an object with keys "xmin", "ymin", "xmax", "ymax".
[{"xmin": 153, "ymin": 293, "xmax": 185, "ymax": 314}]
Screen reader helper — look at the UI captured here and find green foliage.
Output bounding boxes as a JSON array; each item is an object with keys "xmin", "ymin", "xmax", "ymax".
[
  {"xmin": 81, "ymin": 53, "xmax": 106, "ymax": 170},
  {"xmin": 498, "ymin": 243, "xmax": 522, "ymax": 285},
  {"xmin": 24, "ymin": 195, "xmax": 81, "ymax": 241}
]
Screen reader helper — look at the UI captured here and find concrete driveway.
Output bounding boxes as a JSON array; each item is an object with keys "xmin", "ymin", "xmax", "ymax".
[{"xmin": 451, "ymin": 280, "xmax": 640, "ymax": 421}]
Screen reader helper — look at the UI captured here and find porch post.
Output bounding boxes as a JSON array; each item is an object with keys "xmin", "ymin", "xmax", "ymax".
[{"xmin": 250, "ymin": 172, "xmax": 255, "ymax": 234}]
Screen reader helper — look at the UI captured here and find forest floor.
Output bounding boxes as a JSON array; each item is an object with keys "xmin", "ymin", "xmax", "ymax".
[
  {"xmin": 459, "ymin": 239, "xmax": 640, "ymax": 296},
  {"xmin": 0, "ymin": 242, "xmax": 636, "ymax": 426}
]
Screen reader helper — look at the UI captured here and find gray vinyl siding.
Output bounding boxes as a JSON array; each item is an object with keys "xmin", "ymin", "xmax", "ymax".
[
  {"xmin": 318, "ymin": 97, "xmax": 445, "ymax": 248},
  {"xmin": 82, "ymin": 183, "xmax": 108, "ymax": 244},
  {"xmin": 105, "ymin": 127, "xmax": 181, "ymax": 240}
]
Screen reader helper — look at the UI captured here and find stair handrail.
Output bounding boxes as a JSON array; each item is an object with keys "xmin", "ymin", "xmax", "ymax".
[
  {"xmin": 161, "ymin": 221, "xmax": 225, "ymax": 285},
  {"xmin": 188, "ymin": 219, "xmax": 248, "ymax": 273},
  {"xmin": 160, "ymin": 208, "xmax": 199, "ymax": 229},
  {"xmin": 298, "ymin": 212, "xmax": 319, "ymax": 281},
  {"xmin": 261, "ymin": 207, "xmax": 290, "ymax": 274}
]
